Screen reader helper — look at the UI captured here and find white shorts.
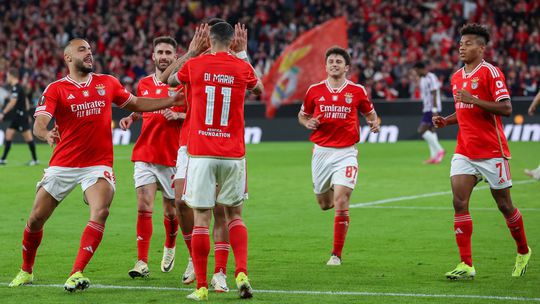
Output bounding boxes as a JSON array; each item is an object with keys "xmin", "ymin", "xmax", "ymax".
[
  {"xmin": 133, "ymin": 162, "xmax": 176, "ymax": 199},
  {"xmin": 36, "ymin": 166, "xmax": 116, "ymax": 202},
  {"xmin": 183, "ymin": 157, "xmax": 248, "ymax": 209},
  {"xmin": 450, "ymin": 154, "xmax": 512, "ymax": 189},
  {"xmin": 312, "ymin": 144, "xmax": 358, "ymax": 194},
  {"xmin": 174, "ymin": 146, "xmax": 188, "ymax": 180}
]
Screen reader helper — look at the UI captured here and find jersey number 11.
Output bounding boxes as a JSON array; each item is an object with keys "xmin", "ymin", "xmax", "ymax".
[{"xmin": 205, "ymin": 85, "xmax": 232, "ymax": 127}]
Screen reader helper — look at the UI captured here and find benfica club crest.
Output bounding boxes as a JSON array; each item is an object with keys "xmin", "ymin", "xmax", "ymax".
[
  {"xmin": 168, "ymin": 88, "xmax": 176, "ymax": 97},
  {"xmin": 82, "ymin": 90, "xmax": 89, "ymax": 97},
  {"xmin": 471, "ymin": 77, "xmax": 479, "ymax": 90},
  {"xmin": 96, "ymin": 84, "xmax": 106, "ymax": 96},
  {"xmin": 344, "ymin": 93, "xmax": 353, "ymax": 104}
]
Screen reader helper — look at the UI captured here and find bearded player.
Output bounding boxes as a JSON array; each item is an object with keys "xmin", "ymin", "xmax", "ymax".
[
  {"xmin": 8, "ymin": 38, "xmax": 183, "ymax": 291},
  {"xmin": 119, "ymin": 36, "xmax": 186, "ymax": 278}
]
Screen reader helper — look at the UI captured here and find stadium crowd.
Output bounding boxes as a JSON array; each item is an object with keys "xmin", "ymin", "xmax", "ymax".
[{"xmin": 0, "ymin": 0, "xmax": 539, "ymax": 104}]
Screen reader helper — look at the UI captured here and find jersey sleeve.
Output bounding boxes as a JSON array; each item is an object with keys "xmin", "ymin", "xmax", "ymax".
[
  {"xmin": 245, "ymin": 64, "xmax": 258, "ymax": 90},
  {"xmin": 34, "ymin": 83, "xmax": 58, "ymax": 118},
  {"xmin": 358, "ymin": 86, "xmax": 375, "ymax": 115},
  {"xmin": 487, "ymin": 66, "xmax": 511, "ymax": 102},
  {"xmin": 110, "ymin": 76, "xmax": 134, "ymax": 108},
  {"xmin": 177, "ymin": 60, "xmax": 191, "ymax": 83},
  {"xmin": 300, "ymin": 85, "xmax": 316, "ymax": 116}
]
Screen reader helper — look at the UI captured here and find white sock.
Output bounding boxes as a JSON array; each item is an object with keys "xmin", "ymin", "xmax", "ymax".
[
  {"xmin": 432, "ymin": 132, "xmax": 444, "ymax": 153},
  {"xmin": 422, "ymin": 131, "xmax": 437, "ymax": 158}
]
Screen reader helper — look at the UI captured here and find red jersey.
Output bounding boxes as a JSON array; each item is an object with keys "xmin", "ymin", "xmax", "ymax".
[
  {"xmin": 35, "ymin": 73, "xmax": 133, "ymax": 167},
  {"xmin": 178, "ymin": 82, "xmax": 191, "ymax": 147},
  {"xmin": 177, "ymin": 52, "xmax": 258, "ymax": 158},
  {"xmin": 301, "ymin": 80, "xmax": 374, "ymax": 147},
  {"xmin": 131, "ymin": 74, "xmax": 183, "ymax": 166},
  {"xmin": 451, "ymin": 60, "xmax": 511, "ymax": 159}
]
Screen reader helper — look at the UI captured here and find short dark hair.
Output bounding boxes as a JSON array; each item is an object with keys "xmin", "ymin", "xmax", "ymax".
[
  {"xmin": 7, "ymin": 67, "xmax": 19, "ymax": 79},
  {"xmin": 153, "ymin": 36, "xmax": 177, "ymax": 49},
  {"xmin": 209, "ymin": 22, "xmax": 234, "ymax": 44},
  {"xmin": 208, "ymin": 18, "xmax": 226, "ymax": 26},
  {"xmin": 413, "ymin": 61, "xmax": 426, "ymax": 69},
  {"xmin": 325, "ymin": 46, "xmax": 351, "ymax": 66},
  {"xmin": 460, "ymin": 23, "xmax": 490, "ymax": 45}
]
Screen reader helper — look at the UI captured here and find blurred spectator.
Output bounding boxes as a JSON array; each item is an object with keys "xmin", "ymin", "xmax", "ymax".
[{"xmin": 0, "ymin": 0, "xmax": 539, "ymax": 103}]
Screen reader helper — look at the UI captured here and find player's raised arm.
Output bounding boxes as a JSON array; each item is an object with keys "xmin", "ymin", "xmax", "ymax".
[
  {"xmin": 161, "ymin": 24, "xmax": 210, "ymax": 86},
  {"xmin": 231, "ymin": 23, "xmax": 263, "ymax": 96},
  {"xmin": 33, "ymin": 115, "xmax": 60, "ymax": 146}
]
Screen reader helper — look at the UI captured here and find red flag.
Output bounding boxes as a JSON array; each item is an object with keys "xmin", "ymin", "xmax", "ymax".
[{"xmin": 262, "ymin": 17, "xmax": 348, "ymax": 118}]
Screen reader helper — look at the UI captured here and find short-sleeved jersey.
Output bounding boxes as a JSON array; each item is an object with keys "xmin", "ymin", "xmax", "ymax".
[
  {"xmin": 177, "ymin": 52, "xmax": 257, "ymax": 158},
  {"xmin": 451, "ymin": 60, "xmax": 511, "ymax": 159},
  {"xmin": 131, "ymin": 74, "xmax": 183, "ymax": 166},
  {"xmin": 35, "ymin": 73, "xmax": 134, "ymax": 167},
  {"xmin": 420, "ymin": 72, "xmax": 441, "ymax": 113},
  {"xmin": 301, "ymin": 80, "xmax": 375, "ymax": 147}
]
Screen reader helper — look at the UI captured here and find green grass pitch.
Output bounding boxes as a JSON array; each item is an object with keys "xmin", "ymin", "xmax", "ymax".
[{"xmin": 0, "ymin": 141, "xmax": 538, "ymax": 303}]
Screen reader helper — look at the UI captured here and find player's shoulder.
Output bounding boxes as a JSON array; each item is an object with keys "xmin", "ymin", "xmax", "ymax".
[
  {"xmin": 451, "ymin": 67, "xmax": 464, "ymax": 81},
  {"xmin": 306, "ymin": 80, "xmax": 326, "ymax": 93},
  {"xmin": 137, "ymin": 74, "xmax": 155, "ymax": 85},
  {"xmin": 346, "ymin": 80, "xmax": 368, "ymax": 95},
  {"xmin": 481, "ymin": 61, "xmax": 504, "ymax": 78},
  {"xmin": 43, "ymin": 77, "xmax": 68, "ymax": 93}
]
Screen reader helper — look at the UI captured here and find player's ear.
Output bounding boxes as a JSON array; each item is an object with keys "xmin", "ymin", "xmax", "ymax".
[
  {"xmin": 344, "ymin": 65, "xmax": 350, "ymax": 73},
  {"xmin": 151, "ymin": 52, "xmax": 156, "ymax": 61}
]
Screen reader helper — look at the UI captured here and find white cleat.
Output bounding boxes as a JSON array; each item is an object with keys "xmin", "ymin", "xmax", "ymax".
[
  {"xmin": 128, "ymin": 260, "xmax": 149, "ymax": 278},
  {"xmin": 210, "ymin": 270, "xmax": 229, "ymax": 293},
  {"xmin": 524, "ymin": 166, "xmax": 540, "ymax": 180},
  {"xmin": 161, "ymin": 247, "xmax": 175, "ymax": 272},
  {"xmin": 326, "ymin": 254, "xmax": 342, "ymax": 266},
  {"xmin": 182, "ymin": 258, "xmax": 196, "ymax": 284}
]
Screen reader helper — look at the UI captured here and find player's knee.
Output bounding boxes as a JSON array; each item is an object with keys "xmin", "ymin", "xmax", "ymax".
[
  {"xmin": 333, "ymin": 195, "xmax": 349, "ymax": 209},
  {"xmin": 452, "ymin": 198, "xmax": 469, "ymax": 212},
  {"xmin": 163, "ymin": 208, "xmax": 176, "ymax": 219},
  {"xmin": 93, "ymin": 207, "xmax": 110, "ymax": 221},
  {"xmin": 317, "ymin": 199, "xmax": 333, "ymax": 210}
]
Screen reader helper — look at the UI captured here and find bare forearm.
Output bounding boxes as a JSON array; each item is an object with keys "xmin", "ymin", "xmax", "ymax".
[
  {"xmin": 444, "ymin": 112, "xmax": 458, "ymax": 125},
  {"xmin": 125, "ymin": 97, "xmax": 174, "ymax": 112},
  {"xmin": 531, "ymin": 92, "xmax": 540, "ymax": 109},
  {"xmin": 162, "ymin": 51, "xmax": 196, "ymax": 86},
  {"xmin": 364, "ymin": 110, "xmax": 378, "ymax": 123},
  {"xmin": 298, "ymin": 112, "xmax": 310, "ymax": 127},
  {"xmin": 2, "ymin": 99, "xmax": 17, "ymax": 115},
  {"xmin": 33, "ymin": 120, "xmax": 49, "ymax": 141},
  {"xmin": 472, "ymin": 98, "xmax": 512, "ymax": 116}
]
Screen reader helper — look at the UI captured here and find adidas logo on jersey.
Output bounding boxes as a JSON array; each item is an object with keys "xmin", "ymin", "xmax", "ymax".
[
  {"xmin": 318, "ymin": 96, "xmax": 326, "ymax": 101},
  {"xmin": 83, "ymin": 246, "xmax": 94, "ymax": 253},
  {"xmin": 455, "ymin": 228, "xmax": 463, "ymax": 234},
  {"xmin": 143, "ymin": 90, "xmax": 149, "ymax": 96},
  {"xmin": 67, "ymin": 94, "xmax": 75, "ymax": 99}
]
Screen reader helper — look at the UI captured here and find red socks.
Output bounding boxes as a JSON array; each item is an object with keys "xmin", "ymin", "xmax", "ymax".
[
  {"xmin": 136, "ymin": 211, "xmax": 153, "ymax": 263},
  {"xmin": 332, "ymin": 210, "xmax": 350, "ymax": 258},
  {"xmin": 183, "ymin": 232, "xmax": 193, "ymax": 257},
  {"xmin": 505, "ymin": 208, "xmax": 529, "ymax": 255},
  {"xmin": 21, "ymin": 224, "xmax": 43, "ymax": 273},
  {"xmin": 192, "ymin": 226, "xmax": 210, "ymax": 289},
  {"xmin": 214, "ymin": 242, "xmax": 230, "ymax": 274},
  {"xmin": 71, "ymin": 221, "xmax": 104, "ymax": 274},
  {"xmin": 454, "ymin": 213, "xmax": 473, "ymax": 266},
  {"xmin": 228, "ymin": 219, "xmax": 248, "ymax": 276},
  {"xmin": 164, "ymin": 216, "xmax": 179, "ymax": 249}
]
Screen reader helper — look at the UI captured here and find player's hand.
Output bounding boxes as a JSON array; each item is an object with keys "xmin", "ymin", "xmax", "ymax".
[
  {"xmin": 46, "ymin": 126, "xmax": 60, "ymax": 147},
  {"xmin": 188, "ymin": 24, "xmax": 210, "ymax": 56},
  {"xmin": 231, "ymin": 23, "xmax": 248, "ymax": 53},
  {"xmin": 171, "ymin": 89, "xmax": 185, "ymax": 106},
  {"xmin": 163, "ymin": 108, "xmax": 183, "ymax": 121},
  {"xmin": 367, "ymin": 119, "xmax": 380, "ymax": 133},
  {"xmin": 528, "ymin": 104, "xmax": 537, "ymax": 116},
  {"xmin": 119, "ymin": 116, "xmax": 133, "ymax": 130},
  {"xmin": 455, "ymin": 89, "xmax": 475, "ymax": 104},
  {"xmin": 304, "ymin": 114, "xmax": 322, "ymax": 130},
  {"xmin": 432, "ymin": 116, "xmax": 447, "ymax": 128}
]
